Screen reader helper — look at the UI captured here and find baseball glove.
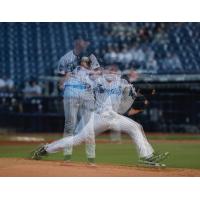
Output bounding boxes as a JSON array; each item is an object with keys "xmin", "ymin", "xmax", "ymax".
[{"xmin": 132, "ymin": 93, "xmax": 149, "ymax": 110}]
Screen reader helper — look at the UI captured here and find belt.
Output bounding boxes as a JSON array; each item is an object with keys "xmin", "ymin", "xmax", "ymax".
[{"xmin": 64, "ymin": 84, "xmax": 91, "ymax": 90}]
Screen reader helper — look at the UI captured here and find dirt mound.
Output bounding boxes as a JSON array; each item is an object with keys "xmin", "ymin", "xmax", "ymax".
[{"xmin": 0, "ymin": 158, "xmax": 199, "ymax": 177}]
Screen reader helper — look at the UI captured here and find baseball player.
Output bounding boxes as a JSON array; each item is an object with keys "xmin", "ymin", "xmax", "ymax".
[
  {"xmin": 57, "ymin": 34, "xmax": 100, "ymax": 163},
  {"xmin": 57, "ymin": 34, "xmax": 100, "ymax": 77},
  {"xmin": 32, "ymin": 65, "xmax": 169, "ymax": 167},
  {"xmin": 63, "ymin": 56, "xmax": 96, "ymax": 164}
]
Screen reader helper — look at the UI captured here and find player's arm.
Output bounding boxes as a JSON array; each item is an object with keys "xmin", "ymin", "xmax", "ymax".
[
  {"xmin": 57, "ymin": 55, "xmax": 67, "ymax": 76},
  {"xmin": 57, "ymin": 55, "xmax": 72, "ymax": 90},
  {"xmin": 117, "ymin": 79, "xmax": 137, "ymax": 115},
  {"xmin": 121, "ymin": 79, "xmax": 137, "ymax": 99},
  {"xmin": 129, "ymin": 83, "xmax": 156, "ymax": 115},
  {"xmin": 127, "ymin": 92, "xmax": 149, "ymax": 116},
  {"xmin": 89, "ymin": 54, "xmax": 100, "ymax": 69}
]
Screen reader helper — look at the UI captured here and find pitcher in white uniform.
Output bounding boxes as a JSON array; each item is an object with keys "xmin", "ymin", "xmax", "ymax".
[
  {"xmin": 32, "ymin": 65, "xmax": 169, "ymax": 167},
  {"xmin": 61, "ymin": 56, "xmax": 96, "ymax": 163}
]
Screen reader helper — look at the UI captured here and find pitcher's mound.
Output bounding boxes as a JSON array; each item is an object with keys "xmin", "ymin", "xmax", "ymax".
[{"xmin": 0, "ymin": 158, "xmax": 199, "ymax": 177}]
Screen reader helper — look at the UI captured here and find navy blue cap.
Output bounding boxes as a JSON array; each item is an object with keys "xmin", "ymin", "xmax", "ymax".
[{"xmin": 73, "ymin": 33, "xmax": 90, "ymax": 41}]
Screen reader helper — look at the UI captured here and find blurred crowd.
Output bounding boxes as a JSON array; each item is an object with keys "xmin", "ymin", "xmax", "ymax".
[
  {"xmin": 0, "ymin": 22, "xmax": 199, "ymax": 86},
  {"xmin": 99, "ymin": 23, "xmax": 184, "ymax": 73},
  {"xmin": 0, "ymin": 76, "xmax": 14, "ymax": 92},
  {"xmin": 0, "ymin": 76, "xmax": 44, "ymax": 114},
  {"xmin": 0, "ymin": 76, "xmax": 42, "ymax": 97}
]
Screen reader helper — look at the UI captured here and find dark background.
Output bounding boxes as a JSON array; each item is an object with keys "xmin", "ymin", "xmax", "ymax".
[{"xmin": 0, "ymin": 22, "xmax": 199, "ymax": 133}]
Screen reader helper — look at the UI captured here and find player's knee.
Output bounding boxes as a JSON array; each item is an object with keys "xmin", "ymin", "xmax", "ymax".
[{"xmin": 131, "ymin": 121, "xmax": 143, "ymax": 130}]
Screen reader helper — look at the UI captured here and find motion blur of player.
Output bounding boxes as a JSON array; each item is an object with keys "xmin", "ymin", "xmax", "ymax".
[
  {"xmin": 57, "ymin": 34, "xmax": 100, "ymax": 84},
  {"xmin": 107, "ymin": 64, "xmax": 122, "ymax": 143},
  {"xmin": 57, "ymin": 34, "xmax": 100, "ymax": 163},
  {"xmin": 62, "ymin": 57, "xmax": 96, "ymax": 164},
  {"xmin": 32, "ymin": 65, "xmax": 169, "ymax": 167}
]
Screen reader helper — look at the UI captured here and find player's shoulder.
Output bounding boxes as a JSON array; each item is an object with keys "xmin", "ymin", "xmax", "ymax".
[
  {"xmin": 120, "ymin": 78, "xmax": 129, "ymax": 85},
  {"xmin": 120, "ymin": 78, "xmax": 136, "ymax": 90},
  {"xmin": 59, "ymin": 50, "xmax": 74, "ymax": 60},
  {"xmin": 63, "ymin": 50, "xmax": 74, "ymax": 58}
]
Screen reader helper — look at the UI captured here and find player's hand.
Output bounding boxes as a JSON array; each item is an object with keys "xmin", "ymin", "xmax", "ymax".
[{"xmin": 128, "ymin": 108, "xmax": 143, "ymax": 116}]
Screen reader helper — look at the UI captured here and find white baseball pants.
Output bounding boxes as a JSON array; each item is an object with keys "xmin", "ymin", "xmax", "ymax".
[{"xmin": 46, "ymin": 110, "xmax": 154, "ymax": 158}]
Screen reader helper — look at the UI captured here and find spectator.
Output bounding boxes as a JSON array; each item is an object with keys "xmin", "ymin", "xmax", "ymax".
[
  {"xmin": 0, "ymin": 77, "xmax": 6, "ymax": 90},
  {"xmin": 116, "ymin": 49, "xmax": 125, "ymax": 63},
  {"xmin": 122, "ymin": 45, "xmax": 133, "ymax": 65},
  {"xmin": 3, "ymin": 76, "xmax": 14, "ymax": 91},
  {"xmin": 104, "ymin": 46, "xmax": 117, "ymax": 63},
  {"xmin": 143, "ymin": 46, "xmax": 155, "ymax": 62},
  {"xmin": 163, "ymin": 53, "xmax": 182, "ymax": 72},
  {"xmin": 146, "ymin": 57, "xmax": 158, "ymax": 73},
  {"xmin": 23, "ymin": 80, "xmax": 42, "ymax": 97},
  {"xmin": 131, "ymin": 44, "xmax": 145, "ymax": 63},
  {"xmin": 170, "ymin": 53, "xmax": 182, "ymax": 71}
]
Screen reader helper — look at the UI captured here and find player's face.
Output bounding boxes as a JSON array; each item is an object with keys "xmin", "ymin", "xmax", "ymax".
[
  {"xmin": 77, "ymin": 39, "xmax": 90, "ymax": 51},
  {"xmin": 103, "ymin": 69, "xmax": 119, "ymax": 82},
  {"xmin": 89, "ymin": 68, "xmax": 102, "ymax": 80}
]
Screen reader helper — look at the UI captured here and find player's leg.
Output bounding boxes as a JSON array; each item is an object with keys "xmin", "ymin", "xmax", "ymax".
[
  {"xmin": 32, "ymin": 91, "xmax": 81, "ymax": 160},
  {"xmin": 85, "ymin": 111, "xmax": 114, "ymax": 164},
  {"xmin": 137, "ymin": 124, "xmax": 169, "ymax": 164},
  {"xmin": 77, "ymin": 97, "xmax": 96, "ymax": 164},
  {"xmin": 48, "ymin": 111, "xmax": 108, "ymax": 151},
  {"xmin": 119, "ymin": 116, "xmax": 154, "ymax": 158},
  {"xmin": 32, "ymin": 112, "xmax": 109, "ymax": 160},
  {"xmin": 85, "ymin": 125, "xmax": 96, "ymax": 165},
  {"xmin": 109, "ymin": 113, "xmax": 154, "ymax": 157},
  {"xmin": 110, "ymin": 122, "xmax": 121, "ymax": 143},
  {"xmin": 83, "ymin": 112, "xmax": 96, "ymax": 165},
  {"xmin": 110, "ymin": 131, "xmax": 121, "ymax": 143},
  {"xmin": 83, "ymin": 110, "xmax": 114, "ymax": 164},
  {"xmin": 45, "ymin": 116, "xmax": 94, "ymax": 153},
  {"xmin": 63, "ymin": 97, "xmax": 79, "ymax": 160},
  {"xmin": 115, "ymin": 114, "xmax": 169, "ymax": 165}
]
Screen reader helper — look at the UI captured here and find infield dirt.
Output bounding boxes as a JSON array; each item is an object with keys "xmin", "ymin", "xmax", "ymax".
[{"xmin": 0, "ymin": 158, "xmax": 200, "ymax": 177}]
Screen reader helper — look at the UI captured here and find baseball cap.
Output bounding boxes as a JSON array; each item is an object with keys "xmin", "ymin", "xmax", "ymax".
[{"xmin": 73, "ymin": 33, "xmax": 90, "ymax": 42}]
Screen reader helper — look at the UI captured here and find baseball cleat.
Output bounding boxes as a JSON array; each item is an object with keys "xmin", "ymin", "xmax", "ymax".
[
  {"xmin": 138, "ymin": 159, "xmax": 166, "ymax": 168},
  {"xmin": 87, "ymin": 158, "xmax": 96, "ymax": 167},
  {"xmin": 64, "ymin": 155, "xmax": 72, "ymax": 161},
  {"xmin": 138, "ymin": 152, "xmax": 169, "ymax": 168},
  {"xmin": 63, "ymin": 155, "xmax": 72, "ymax": 165},
  {"xmin": 88, "ymin": 162, "xmax": 97, "ymax": 167},
  {"xmin": 140, "ymin": 152, "xmax": 169, "ymax": 163},
  {"xmin": 31, "ymin": 144, "xmax": 47, "ymax": 160},
  {"xmin": 149, "ymin": 152, "xmax": 170, "ymax": 163}
]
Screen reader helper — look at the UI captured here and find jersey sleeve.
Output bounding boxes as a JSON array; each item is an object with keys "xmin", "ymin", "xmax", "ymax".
[
  {"xmin": 57, "ymin": 55, "xmax": 67, "ymax": 75},
  {"xmin": 57, "ymin": 52, "xmax": 77, "ymax": 75},
  {"xmin": 121, "ymin": 79, "xmax": 137, "ymax": 97},
  {"xmin": 89, "ymin": 54, "xmax": 100, "ymax": 69}
]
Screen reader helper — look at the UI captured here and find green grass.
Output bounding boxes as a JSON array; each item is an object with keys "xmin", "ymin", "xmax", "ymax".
[
  {"xmin": 147, "ymin": 134, "xmax": 200, "ymax": 140},
  {"xmin": 0, "ymin": 141, "xmax": 200, "ymax": 169}
]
